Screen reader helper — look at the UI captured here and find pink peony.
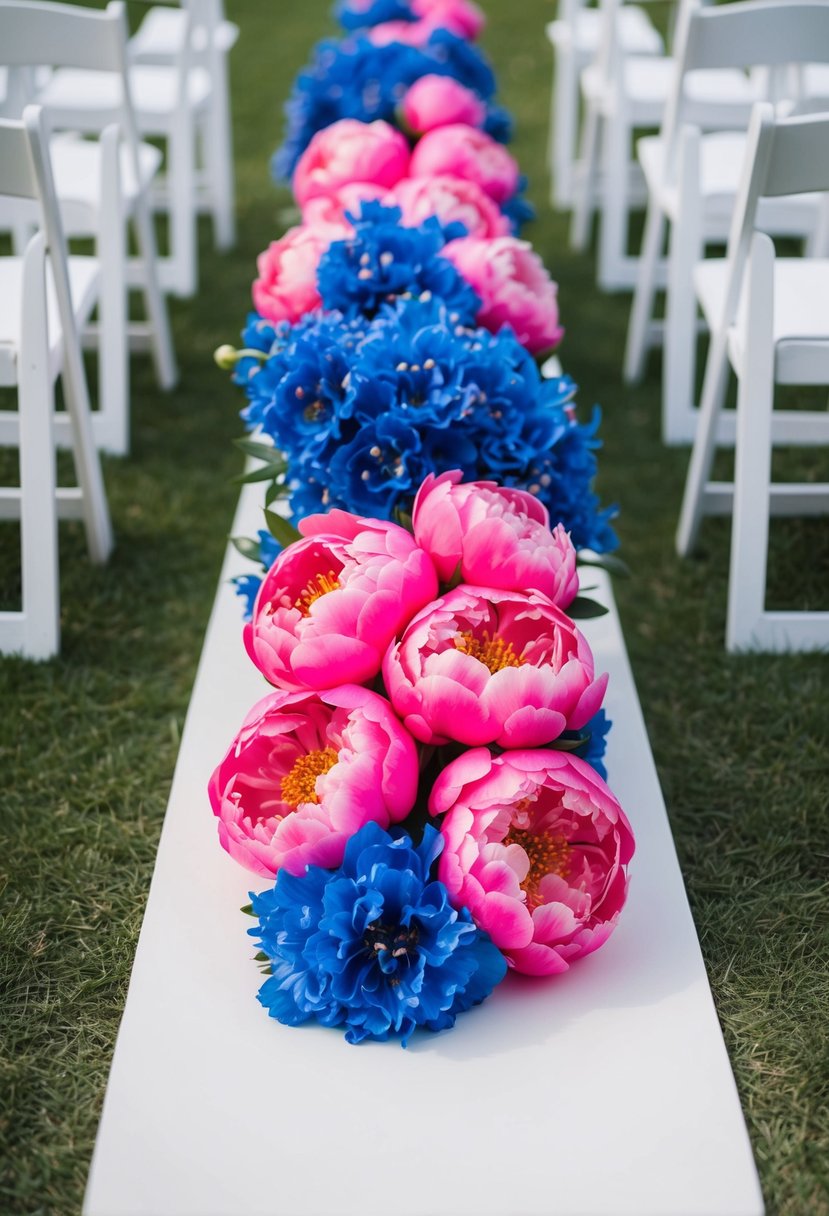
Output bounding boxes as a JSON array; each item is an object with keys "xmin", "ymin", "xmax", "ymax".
[
  {"xmin": 400, "ymin": 75, "xmax": 486, "ymax": 135},
  {"xmin": 412, "ymin": 471, "xmax": 578, "ymax": 606},
  {"xmin": 301, "ymin": 182, "xmax": 395, "ymax": 229},
  {"xmin": 209, "ymin": 686, "xmax": 419, "ymax": 878},
  {"xmin": 409, "ymin": 124, "xmax": 520, "ymax": 205},
  {"xmin": 393, "ymin": 174, "xmax": 509, "ymax": 238},
  {"xmin": 367, "ymin": 0, "xmax": 484, "ymax": 43},
  {"xmin": 430, "ymin": 748, "xmax": 634, "ymax": 975},
  {"xmin": 252, "ymin": 224, "xmax": 345, "ymax": 324},
  {"xmin": 292, "ymin": 119, "xmax": 411, "ymax": 208},
  {"xmin": 245, "ymin": 509, "xmax": 438, "ymax": 691},
  {"xmin": 442, "ymin": 236, "xmax": 565, "ymax": 354},
  {"xmin": 383, "ymin": 584, "xmax": 608, "ymax": 748}
]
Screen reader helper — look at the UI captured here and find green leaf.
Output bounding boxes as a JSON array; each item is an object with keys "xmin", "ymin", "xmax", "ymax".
[
  {"xmin": 393, "ymin": 506, "xmax": 413, "ymax": 533},
  {"xmin": 233, "ymin": 438, "xmax": 287, "ymax": 465},
  {"xmin": 240, "ymin": 903, "xmax": 253, "ymax": 917},
  {"xmin": 567, "ymin": 595, "xmax": 609, "ymax": 619},
  {"xmin": 264, "ymin": 508, "xmax": 302, "ymax": 548},
  {"xmin": 549, "ymin": 735, "xmax": 588, "ymax": 752},
  {"xmin": 442, "ymin": 560, "xmax": 464, "ymax": 593},
  {"xmin": 265, "ymin": 480, "xmax": 290, "ymax": 507},
  {"xmin": 254, "ymin": 951, "xmax": 269, "ymax": 963},
  {"xmin": 232, "ymin": 463, "xmax": 286, "ymax": 486},
  {"xmin": 231, "ymin": 536, "xmax": 262, "ymax": 562},
  {"xmin": 577, "ymin": 551, "xmax": 631, "ymax": 578}
]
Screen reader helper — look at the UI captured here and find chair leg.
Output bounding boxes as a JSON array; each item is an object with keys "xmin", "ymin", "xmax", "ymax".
[
  {"xmin": 624, "ymin": 196, "xmax": 665, "ymax": 383},
  {"xmin": 675, "ymin": 325, "xmax": 731, "ymax": 558},
  {"xmin": 726, "ymin": 234, "xmax": 775, "ymax": 651},
  {"xmin": 551, "ymin": 44, "xmax": 577, "ymax": 209},
  {"xmin": 97, "ymin": 126, "xmax": 129, "ymax": 456},
  {"xmin": 166, "ymin": 110, "xmax": 198, "ymax": 298},
  {"xmin": 18, "ymin": 235, "xmax": 60, "ymax": 659},
  {"xmin": 662, "ymin": 127, "xmax": 703, "ymax": 445},
  {"xmin": 570, "ymin": 94, "xmax": 600, "ymax": 251},
  {"xmin": 204, "ymin": 54, "xmax": 235, "ymax": 249},
  {"xmin": 133, "ymin": 181, "xmax": 179, "ymax": 391}
]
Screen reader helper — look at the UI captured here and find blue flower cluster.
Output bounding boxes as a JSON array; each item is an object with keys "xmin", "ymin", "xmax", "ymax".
[
  {"xmin": 251, "ymin": 822, "xmax": 506, "ymax": 1045},
  {"xmin": 317, "ymin": 201, "xmax": 480, "ymax": 320},
  {"xmin": 235, "ymin": 297, "xmax": 618, "ymax": 552},
  {"xmin": 334, "ymin": 0, "xmax": 414, "ymax": 29},
  {"xmin": 273, "ymin": 31, "xmax": 512, "ymax": 180}
]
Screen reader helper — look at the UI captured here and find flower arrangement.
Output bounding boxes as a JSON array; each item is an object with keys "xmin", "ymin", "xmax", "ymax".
[
  {"xmin": 211, "ymin": 473, "xmax": 634, "ymax": 1044},
  {"xmin": 211, "ymin": 0, "xmax": 633, "ymax": 1045}
]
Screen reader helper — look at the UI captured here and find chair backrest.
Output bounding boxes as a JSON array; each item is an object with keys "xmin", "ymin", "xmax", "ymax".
[
  {"xmin": 716, "ymin": 102, "xmax": 829, "ymax": 330},
  {"xmin": 660, "ymin": 0, "xmax": 829, "ymax": 177}
]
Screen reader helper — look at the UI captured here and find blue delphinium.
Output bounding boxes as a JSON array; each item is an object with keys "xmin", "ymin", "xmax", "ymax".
[
  {"xmin": 565, "ymin": 708, "xmax": 612, "ymax": 781},
  {"xmin": 317, "ymin": 202, "xmax": 481, "ymax": 320},
  {"xmin": 235, "ymin": 295, "xmax": 618, "ymax": 550},
  {"xmin": 251, "ymin": 822, "xmax": 507, "ymax": 1045},
  {"xmin": 334, "ymin": 0, "xmax": 414, "ymax": 29},
  {"xmin": 274, "ymin": 32, "xmax": 504, "ymax": 179}
]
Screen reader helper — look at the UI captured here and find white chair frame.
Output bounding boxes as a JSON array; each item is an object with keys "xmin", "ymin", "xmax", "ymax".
[
  {"xmin": 676, "ymin": 103, "xmax": 829, "ymax": 652},
  {"xmin": 0, "ymin": 106, "xmax": 113, "ymax": 660},
  {"xmin": 623, "ymin": 0, "xmax": 829, "ymax": 445}
]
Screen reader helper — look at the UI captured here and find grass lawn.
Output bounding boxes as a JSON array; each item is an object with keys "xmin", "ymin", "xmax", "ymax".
[{"xmin": 1, "ymin": 1, "xmax": 828, "ymax": 1211}]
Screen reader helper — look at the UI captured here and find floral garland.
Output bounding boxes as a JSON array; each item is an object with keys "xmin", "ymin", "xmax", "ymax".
[{"xmin": 212, "ymin": 1, "xmax": 633, "ymax": 1046}]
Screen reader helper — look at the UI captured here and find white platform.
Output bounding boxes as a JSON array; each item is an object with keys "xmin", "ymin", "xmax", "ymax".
[{"xmin": 84, "ymin": 483, "xmax": 765, "ymax": 1216}]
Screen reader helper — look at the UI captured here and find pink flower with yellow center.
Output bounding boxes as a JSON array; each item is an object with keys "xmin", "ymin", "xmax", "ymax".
[
  {"xmin": 209, "ymin": 685, "xmax": 419, "ymax": 877},
  {"xmin": 430, "ymin": 748, "xmax": 634, "ymax": 975},
  {"xmin": 245, "ymin": 509, "xmax": 438, "ymax": 691},
  {"xmin": 382, "ymin": 584, "xmax": 607, "ymax": 747},
  {"xmin": 412, "ymin": 470, "xmax": 579, "ymax": 607}
]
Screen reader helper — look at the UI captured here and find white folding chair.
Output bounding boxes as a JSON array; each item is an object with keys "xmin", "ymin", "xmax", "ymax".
[
  {"xmin": 570, "ymin": 0, "xmax": 761, "ymax": 292},
  {"xmin": 36, "ymin": 0, "xmax": 228, "ymax": 297},
  {"xmin": 130, "ymin": 0, "xmax": 238, "ymax": 250},
  {"xmin": 676, "ymin": 103, "xmax": 829, "ymax": 652},
  {"xmin": 0, "ymin": 106, "xmax": 113, "ymax": 660},
  {"xmin": 623, "ymin": 0, "xmax": 829, "ymax": 445},
  {"xmin": 0, "ymin": 0, "xmax": 178, "ymax": 455},
  {"xmin": 546, "ymin": 0, "xmax": 664, "ymax": 210}
]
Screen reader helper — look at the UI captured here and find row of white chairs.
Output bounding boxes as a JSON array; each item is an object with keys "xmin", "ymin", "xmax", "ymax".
[
  {"xmin": 1, "ymin": 0, "xmax": 238, "ymax": 660},
  {"xmin": 547, "ymin": 0, "xmax": 829, "ymax": 652}
]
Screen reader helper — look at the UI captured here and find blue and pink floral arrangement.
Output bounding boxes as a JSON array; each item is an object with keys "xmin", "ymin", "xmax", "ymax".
[{"xmin": 212, "ymin": 0, "xmax": 634, "ymax": 1046}]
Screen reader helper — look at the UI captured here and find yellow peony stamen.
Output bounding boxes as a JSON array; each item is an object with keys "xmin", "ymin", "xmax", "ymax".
[
  {"xmin": 454, "ymin": 630, "xmax": 525, "ymax": 674},
  {"xmin": 505, "ymin": 826, "xmax": 572, "ymax": 910},
  {"xmin": 295, "ymin": 570, "xmax": 340, "ymax": 615},
  {"xmin": 280, "ymin": 748, "xmax": 338, "ymax": 807}
]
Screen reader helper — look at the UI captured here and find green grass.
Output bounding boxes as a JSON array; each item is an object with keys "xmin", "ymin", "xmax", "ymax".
[{"xmin": 1, "ymin": 1, "xmax": 828, "ymax": 1212}]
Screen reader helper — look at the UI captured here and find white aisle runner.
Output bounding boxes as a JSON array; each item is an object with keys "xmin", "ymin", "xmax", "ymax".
[{"xmin": 84, "ymin": 484, "xmax": 764, "ymax": 1216}]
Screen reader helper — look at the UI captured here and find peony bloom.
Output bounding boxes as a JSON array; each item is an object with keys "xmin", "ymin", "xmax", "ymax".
[
  {"xmin": 292, "ymin": 118, "xmax": 411, "ymax": 208},
  {"xmin": 412, "ymin": 470, "xmax": 578, "ymax": 606},
  {"xmin": 393, "ymin": 173, "xmax": 510, "ymax": 238},
  {"xmin": 442, "ymin": 235, "xmax": 565, "ymax": 354},
  {"xmin": 250, "ymin": 821, "xmax": 507, "ymax": 1044},
  {"xmin": 301, "ymin": 181, "xmax": 395, "ymax": 229},
  {"xmin": 430, "ymin": 748, "xmax": 635, "ymax": 975},
  {"xmin": 208, "ymin": 685, "xmax": 418, "ymax": 877},
  {"xmin": 245, "ymin": 509, "xmax": 438, "ymax": 691},
  {"xmin": 383, "ymin": 584, "xmax": 607, "ymax": 747},
  {"xmin": 409, "ymin": 124, "xmax": 520, "ymax": 205},
  {"xmin": 252, "ymin": 224, "xmax": 345, "ymax": 324},
  {"xmin": 400, "ymin": 74, "xmax": 486, "ymax": 135}
]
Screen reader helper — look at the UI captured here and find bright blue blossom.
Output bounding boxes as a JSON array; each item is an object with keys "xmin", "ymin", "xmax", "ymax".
[
  {"xmin": 334, "ymin": 0, "xmax": 414, "ymax": 29},
  {"xmin": 273, "ymin": 32, "xmax": 504, "ymax": 179},
  {"xmin": 235, "ymin": 295, "xmax": 618, "ymax": 551},
  {"xmin": 317, "ymin": 202, "xmax": 480, "ymax": 320},
  {"xmin": 251, "ymin": 822, "xmax": 507, "ymax": 1045},
  {"xmin": 564, "ymin": 708, "xmax": 612, "ymax": 781}
]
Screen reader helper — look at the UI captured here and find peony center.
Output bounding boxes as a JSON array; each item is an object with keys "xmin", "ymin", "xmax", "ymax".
[
  {"xmin": 454, "ymin": 630, "xmax": 525, "ymax": 674},
  {"xmin": 505, "ymin": 826, "xmax": 571, "ymax": 910},
  {"xmin": 295, "ymin": 570, "xmax": 340, "ymax": 615},
  {"xmin": 280, "ymin": 747, "xmax": 338, "ymax": 807}
]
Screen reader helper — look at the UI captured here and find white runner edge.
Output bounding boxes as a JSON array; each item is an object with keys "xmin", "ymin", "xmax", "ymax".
[{"xmin": 83, "ymin": 482, "xmax": 764, "ymax": 1216}]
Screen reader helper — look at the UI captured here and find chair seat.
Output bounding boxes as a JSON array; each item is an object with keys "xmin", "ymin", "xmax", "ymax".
[
  {"xmin": 0, "ymin": 255, "xmax": 99, "ymax": 386},
  {"xmin": 582, "ymin": 57, "xmax": 759, "ymax": 124},
  {"xmin": 37, "ymin": 64, "xmax": 211, "ymax": 130},
  {"xmin": 638, "ymin": 132, "xmax": 821, "ymax": 231},
  {"xmin": 694, "ymin": 257, "xmax": 829, "ymax": 383},
  {"xmin": 49, "ymin": 134, "xmax": 162, "ymax": 227},
  {"xmin": 545, "ymin": 7, "xmax": 662, "ymax": 57},
  {"xmin": 130, "ymin": 6, "xmax": 239, "ymax": 58}
]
